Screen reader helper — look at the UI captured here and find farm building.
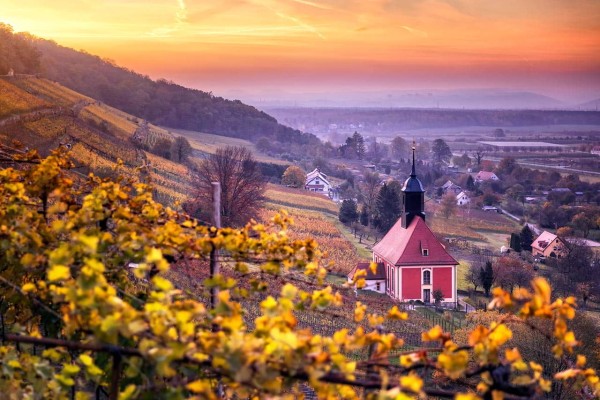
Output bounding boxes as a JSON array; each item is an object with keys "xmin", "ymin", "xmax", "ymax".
[
  {"xmin": 354, "ymin": 148, "xmax": 458, "ymax": 305},
  {"xmin": 456, "ymin": 191, "xmax": 470, "ymax": 206},
  {"xmin": 304, "ymin": 168, "xmax": 332, "ymax": 194},
  {"xmin": 532, "ymin": 231, "xmax": 569, "ymax": 259},
  {"xmin": 478, "ymin": 141, "xmax": 570, "ymax": 152}
]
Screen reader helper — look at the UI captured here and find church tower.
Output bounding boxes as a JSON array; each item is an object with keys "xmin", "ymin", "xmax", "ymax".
[{"xmin": 401, "ymin": 142, "xmax": 425, "ymax": 228}]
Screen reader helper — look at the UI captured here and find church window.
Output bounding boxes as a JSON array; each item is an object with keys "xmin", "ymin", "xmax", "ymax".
[{"xmin": 423, "ymin": 270, "xmax": 431, "ymax": 285}]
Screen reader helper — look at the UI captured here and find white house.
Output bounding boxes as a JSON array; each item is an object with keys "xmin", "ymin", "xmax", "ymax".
[
  {"xmin": 456, "ymin": 191, "xmax": 470, "ymax": 206},
  {"xmin": 474, "ymin": 171, "xmax": 499, "ymax": 183},
  {"xmin": 347, "ymin": 262, "xmax": 386, "ymax": 293},
  {"xmin": 591, "ymin": 146, "xmax": 600, "ymax": 156},
  {"xmin": 305, "ymin": 168, "xmax": 332, "ymax": 194}
]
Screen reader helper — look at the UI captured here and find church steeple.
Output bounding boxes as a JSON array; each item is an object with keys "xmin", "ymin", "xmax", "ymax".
[{"xmin": 401, "ymin": 141, "xmax": 425, "ymax": 228}]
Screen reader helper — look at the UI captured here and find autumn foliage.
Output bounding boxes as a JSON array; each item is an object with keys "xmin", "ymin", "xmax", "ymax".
[{"xmin": 0, "ymin": 150, "xmax": 598, "ymax": 399}]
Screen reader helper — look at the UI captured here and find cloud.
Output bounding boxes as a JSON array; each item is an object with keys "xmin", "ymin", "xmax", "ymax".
[
  {"xmin": 275, "ymin": 11, "xmax": 325, "ymax": 39},
  {"xmin": 401, "ymin": 25, "xmax": 428, "ymax": 38},
  {"xmin": 287, "ymin": 0, "xmax": 332, "ymax": 10},
  {"xmin": 176, "ymin": 0, "xmax": 188, "ymax": 23}
]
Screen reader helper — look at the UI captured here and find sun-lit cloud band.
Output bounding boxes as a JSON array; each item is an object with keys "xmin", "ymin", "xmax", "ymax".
[{"xmin": 1, "ymin": 0, "xmax": 598, "ymax": 101}]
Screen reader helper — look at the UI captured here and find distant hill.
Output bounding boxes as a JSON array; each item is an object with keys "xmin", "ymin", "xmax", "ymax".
[
  {"xmin": 235, "ymin": 88, "xmax": 567, "ymax": 110},
  {"xmin": 267, "ymin": 107, "xmax": 600, "ymax": 136},
  {"xmin": 577, "ymin": 98, "xmax": 600, "ymax": 111},
  {"xmin": 0, "ymin": 23, "xmax": 318, "ymax": 150}
]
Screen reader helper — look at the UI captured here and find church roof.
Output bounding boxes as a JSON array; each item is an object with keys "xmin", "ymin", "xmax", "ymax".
[
  {"xmin": 372, "ymin": 216, "xmax": 458, "ymax": 266},
  {"xmin": 347, "ymin": 262, "xmax": 385, "ymax": 280}
]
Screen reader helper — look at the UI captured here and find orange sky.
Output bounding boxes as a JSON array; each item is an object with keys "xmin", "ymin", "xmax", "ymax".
[{"xmin": 2, "ymin": 0, "xmax": 599, "ymax": 101}]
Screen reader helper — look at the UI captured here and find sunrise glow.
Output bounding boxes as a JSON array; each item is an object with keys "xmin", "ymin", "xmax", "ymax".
[{"xmin": 1, "ymin": 0, "xmax": 599, "ymax": 100}]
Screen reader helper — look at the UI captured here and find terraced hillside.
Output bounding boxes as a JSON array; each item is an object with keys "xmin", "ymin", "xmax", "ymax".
[{"xmin": 0, "ymin": 76, "xmax": 192, "ymax": 205}]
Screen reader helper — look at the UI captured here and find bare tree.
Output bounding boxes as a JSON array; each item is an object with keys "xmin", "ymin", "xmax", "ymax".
[
  {"xmin": 472, "ymin": 147, "xmax": 486, "ymax": 167},
  {"xmin": 439, "ymin": 193, "xmax": 457, "ymax": 219},
  {"xmin": 186, "ymin": 146, "xmax": 265, "ymax": 227},
  {"xmin": 170, "ymin": 136, "xmax": 193, "ymax": 163},
  {"xmin": 467, "ymin": 263, "xmax": 482, "ymax": 293},
  {"xmin": 359, "ymin": 171, "xmax": 380, "ymax": 226}
]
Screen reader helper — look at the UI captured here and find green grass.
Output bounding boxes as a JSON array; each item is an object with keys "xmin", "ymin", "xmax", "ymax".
[
  {"xmin": 329, "ymin": 217, "xmax": 374, "ymax": 259},
  {"xmin": 171, "ymin": 128, "xmax": 288, "ymax": 165},
  {"xmin": 456, "ymin": 259, "xmax": 471, "ymax": 292}
]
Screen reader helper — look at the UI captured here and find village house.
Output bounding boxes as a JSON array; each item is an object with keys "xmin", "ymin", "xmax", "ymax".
[
  {"xmin": 441, "ymin": 180, "xmax": 462, "ymax": 195},
  {"xmin": 346, "ymin": 262, "xmax": 386, "ymax": 293},
  {"xmin": 474, "ymin": 171, "xmax": 500, "ymax": 183},
  {"xmin": 304, "ymin": 168, "xmax": 332, "ymax": 194},
  {"xmin": 456, "ymin": 191, "xmax": 470, "ymax": 206},
  {"xmin": 531, "ymin": 231, "xmax": 569, "ymax": 259},
  {"xmin": 349, "ymin": 149, "xmax": 458, "ymax": 305},
  {"xmin": 591, "ymin": 146, "xmax": 600, "ymax": 156}
]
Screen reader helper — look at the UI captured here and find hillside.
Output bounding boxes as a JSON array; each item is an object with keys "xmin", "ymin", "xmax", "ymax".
[
  {"xmin": 0, "ymin": 76, "xmax": 192, "ymax": 205},
  {"xmin": 0, "ymin": 23, "xmax": 319, "ymax": 152}
]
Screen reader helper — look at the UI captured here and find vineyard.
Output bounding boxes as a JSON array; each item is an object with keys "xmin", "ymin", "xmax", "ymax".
[
  {"xmin": 170, "ymin": 258, "xmax": 435, "ymax": 357},
  {"xmin": 11, "ymin": 77, "xmax": 91, "ymax": 107},
  {"xmin": 265, "ymin": 184, "xmax": 340, "ymax": 216},
  {"xmin": 260, "ymin": 185, "xmax": 363, "ymax": 276},
  {"xmin": 79, "ymin": 103, "xmax": 139, "ymax": 138},
  {"xmin": 0, "ymin": 77, "xmax": 193, "ymax": 207},
  {"xmin": 0, "ymin": 78, "xmax": 50, "ymax": 118}
]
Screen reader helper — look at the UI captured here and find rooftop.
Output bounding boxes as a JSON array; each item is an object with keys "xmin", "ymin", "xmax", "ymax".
[{"xmin": 373, "ymin": 216, "xmax": 457, "ymax": 266}]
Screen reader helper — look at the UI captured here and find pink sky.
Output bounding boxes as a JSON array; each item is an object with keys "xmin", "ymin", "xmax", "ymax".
[{"xmin": 2, "ymin": 0, "xmax": 599, "ymax": 102}]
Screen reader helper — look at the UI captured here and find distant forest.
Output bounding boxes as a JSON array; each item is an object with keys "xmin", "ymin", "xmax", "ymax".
[
  {"xmin": 268, "ymin": 107, "xmax": 600, "ymax": 134},
  {"xmin": 0, "ymin": 23, "xmax": 319, "ymax": 149}
]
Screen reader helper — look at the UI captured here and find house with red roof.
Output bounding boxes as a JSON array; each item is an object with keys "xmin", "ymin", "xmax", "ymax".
[
  {"xmin": 474, "ymin": 171, "xmax": 500, "ymax": 183},
  {"xmin": 349, "ymin": 147, "xmax": 458, "ymax": 305},
  {"xmin": 531, "ymin": 231, "xmax": 569, "ymax": 259}
]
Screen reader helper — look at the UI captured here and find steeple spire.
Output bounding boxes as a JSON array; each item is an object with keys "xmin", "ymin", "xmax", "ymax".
[
  {"xmin": 401, "ymin": 139, "xmax": 425, "ymax": 228},
  {"xmin": 411, "ymin": 140, "xmax": 416, "ymax": 177}
]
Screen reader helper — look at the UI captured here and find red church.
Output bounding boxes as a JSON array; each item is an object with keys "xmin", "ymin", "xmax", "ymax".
[{"xmin": 349, "ymin": 148, "xmax": 458, "ymax": 305}]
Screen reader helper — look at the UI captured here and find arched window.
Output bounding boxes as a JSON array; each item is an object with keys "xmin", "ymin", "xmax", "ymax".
[{"xmin": 423, "ymin": 270, "xmax": 431, "ymax": 285}]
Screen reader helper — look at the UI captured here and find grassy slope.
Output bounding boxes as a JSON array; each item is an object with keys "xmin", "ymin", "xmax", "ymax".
[{"xmin": 171, "ymin": 128, "xmax": 288, "ymax": 165}]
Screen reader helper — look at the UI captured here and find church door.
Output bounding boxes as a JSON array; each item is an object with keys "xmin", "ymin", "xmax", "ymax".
[{"xmin": 423, "ymin": 289, "xmax": 431, "ymax": 304}]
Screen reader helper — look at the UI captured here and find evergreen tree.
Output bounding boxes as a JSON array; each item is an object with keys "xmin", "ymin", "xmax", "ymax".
[
  {"xmin": 339, "ymin": 199, "xmax": 359, "ymax": 225},
  {"xmin": 431, "ymin": 138, "xmax": 452, "ymax": 165},
  {"xmin": 466, "ymin": 175, "xmax": 476, "ymax": 191},
  {"xmin": 373, "ymin": 182, "xmax": 402, "ymax": 232},
  {"xmin": 520, "ymin": 225, "xmax": 534, "ymax": 252},
  {"xmin": 480, "ymin": 261, "xmax": 494, "ymax": 297},
  {"xmin": 352, "ymin": 131, "xmax": 366, "ymax": 160},
  {"xmin": 510, "ymin": 233, "xmax": 521, "ymax": 252},
  {"xmin": 359, "ymin": 204, "xmax": 369, "ymax": 226}
]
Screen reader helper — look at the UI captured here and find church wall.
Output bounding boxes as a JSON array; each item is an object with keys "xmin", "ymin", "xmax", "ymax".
[
  {"xmin": 401, "ymin": 268, "xmax": 421, "ymax": 300},
  {"xmin": 432, "ymin": 267, "xmax": 453, "ymax": 301}
]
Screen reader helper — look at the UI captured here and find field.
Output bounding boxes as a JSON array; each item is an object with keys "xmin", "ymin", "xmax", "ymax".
[
  {"xmin": 426, "ymin": 201, "xmax": 519, "ymax": 249},
  {"xmin": 171, "ymin": 128, "xmax": 288, "ymax": 165}
]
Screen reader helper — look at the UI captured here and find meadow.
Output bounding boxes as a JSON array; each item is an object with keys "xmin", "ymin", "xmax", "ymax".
[{"xmin": 171, "ymin": 128, "xmax": 288, "ymax": 165}]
